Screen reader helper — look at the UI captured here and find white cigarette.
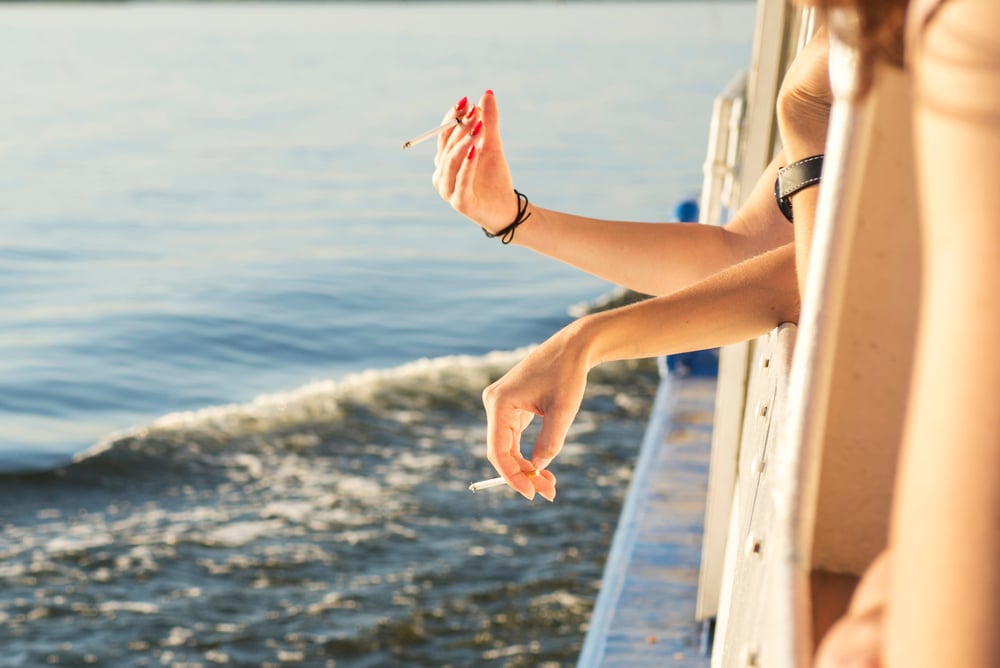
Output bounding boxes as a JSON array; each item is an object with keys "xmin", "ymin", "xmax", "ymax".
[
  {"xmin": 468, "ymin": 476, "xmax": 507, "ymax": 492},
  {"xmin": 468, "ymin": 470, "xmax": 540, "ymax": 493},
  {"xmin": 401, "ymin": 118, "xmax": 462, "ymax": 150}
]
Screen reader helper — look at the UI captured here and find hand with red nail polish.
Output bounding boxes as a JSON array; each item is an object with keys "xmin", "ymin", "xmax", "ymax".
[{"xmin": 430, "ymin": 90, "xmax": 521, "ymax": 237}]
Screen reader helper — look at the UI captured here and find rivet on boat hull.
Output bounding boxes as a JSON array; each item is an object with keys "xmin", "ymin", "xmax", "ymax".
[
  {"xmin": 740, "ymin": 647, "xmax": 760, "ymax": 667},
  {"xmin": 744, "ymin": 535, "xmax": 764, "ymax": 557}
]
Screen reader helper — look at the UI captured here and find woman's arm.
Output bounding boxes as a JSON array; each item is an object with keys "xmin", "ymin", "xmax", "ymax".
[
  {"xmin": 482, "ymin": 241, "xmax": 800, "ymax": 500},
  {"xmin": 510, "ymin": 154, "xmax": 794, "ymax": 297},
  {"xmin": 776, "ymin": 24, "xmax": 832, "ymax": 296},
  {"xmin": 432, "ymin": 28, "xmax": 832, "ymax": 298},
  {"xmin": 433, "ymin": 91, "xmax": 795, "ymax": 297},
  {"xmin": 458, "ymin": 28, "xmax": 833, "ymax": 500},
  {"xmin": 886, "ymin": 1, "xmax": 1000, "ymax": 665}
]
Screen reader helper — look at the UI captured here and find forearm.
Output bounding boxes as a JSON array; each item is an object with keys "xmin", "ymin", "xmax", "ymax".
[
  {"xmin": 512, "ymin": 155, "xmax": 794, "ymax": 297},
  {"xmin": 563, "ymin": 242, "xmax": 799, "ymax": 368},
  {"xmin": 775, "ymin": 25, "xmax": 832, "ymax": 295},
  {"xmin": 511, "ymin": 206, "xmax": 732, "ymax": 296}
]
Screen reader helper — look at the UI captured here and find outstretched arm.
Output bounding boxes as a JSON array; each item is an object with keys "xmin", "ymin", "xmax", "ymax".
[
  {"xmin": 483, "ymin": 241, "xmax": 799, "ymax": 500},
  {"xmin": 463, "ymin": 27, "xmax": 833, "ymax": 500},
  {"xmin": 433, "ymin": 91, "xmax": 795, "ymax": 297},
  {"xmin": 508, "ymin": 155, "xmax": 794, "ymax": 297}
]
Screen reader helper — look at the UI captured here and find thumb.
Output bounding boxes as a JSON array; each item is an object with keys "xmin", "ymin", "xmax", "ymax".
[{"xmin": 531, "ymin": 410, "xmax": 574, "ymax": 471}]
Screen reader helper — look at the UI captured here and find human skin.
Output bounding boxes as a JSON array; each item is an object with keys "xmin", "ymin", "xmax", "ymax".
[
  {"xmin": 432, "ymin": 29, "xmax": 834, "ymax": 499},
  {"xmin": 883, "ymin": 0, "xmax": 1000, "ymax": 665},
  {"xmin": 797, "ymin": 0, "xmax": 1000, "ymax": 666},
  {"xmin": 481, "ymin": 241, "xmax": 800, "ymax": 500},
  {"xmin": 432, "ymin": 92, "xmax": 794, "ymax": 299},
  {"xmin": 814, "ymin": 551, "xmax": 890, "ymax": 668}
]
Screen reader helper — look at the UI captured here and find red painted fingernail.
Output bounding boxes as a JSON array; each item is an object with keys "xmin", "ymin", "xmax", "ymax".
[
  {"xmin": 485, "ymin": 89, "xmax": 494, "ymax": 96},
  {"xmin": 467, "ymin": 144, "xmax": 476, "ymax": 160},
  {"xmin": 465, "ymin": 104, "xmax": 477, "ymax": 120},
  {"xmin": 470, "ymin": 120, "xmax": 483, "ymax": 137},
  {"xmin": 455, "ymin": 96, "xmax": 468, "ymax": 112}
]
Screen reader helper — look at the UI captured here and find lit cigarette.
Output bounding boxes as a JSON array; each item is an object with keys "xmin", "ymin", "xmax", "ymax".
[
  {"xmin": 468, "ymin": 470, "xmax": 539, "ymax": 493},
  {"xmin": 401, "ymin": 118, "xmax": 463, "ymax": 150}
]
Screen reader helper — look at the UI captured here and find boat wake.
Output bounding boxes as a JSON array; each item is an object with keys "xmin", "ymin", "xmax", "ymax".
[{"xmin": 0, "ymin": 348, "xmax": 659, "ymax": 667}]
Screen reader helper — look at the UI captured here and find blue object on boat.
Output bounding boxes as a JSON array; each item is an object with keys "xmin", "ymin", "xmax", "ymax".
[
  {"xmin": 673, "ymin": 198, "xmax": 700, "ymax": 223},
  {"xmin": 666, "ymin": 347, "xmax": 719, "ymax": 377},
  {"xmin": 666, "ymin": 197, "xmax": 717, "ymax": 376}
]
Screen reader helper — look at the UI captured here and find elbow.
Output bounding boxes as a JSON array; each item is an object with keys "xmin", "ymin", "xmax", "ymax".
[
  {"xmin": 753, "ymin": 281, "xmax": 800, "ymax": 332},
  {"xmin": 774, "ymin": 261, "xmax": 802, "ymax": 326},
  {"xmin": 775, "ymin": 293, "xmax": 801, "ymax": 328},
  {"xmin": 759, "ymin": 242, "xmax": 802, "ymax": 328}
]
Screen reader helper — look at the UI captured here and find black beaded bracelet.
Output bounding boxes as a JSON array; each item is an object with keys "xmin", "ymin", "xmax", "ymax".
[{"xmin": 483, "ymin": 189, "xmax": 532, "ymax": 244}]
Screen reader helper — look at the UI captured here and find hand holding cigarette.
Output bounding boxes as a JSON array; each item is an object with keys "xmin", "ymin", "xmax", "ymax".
[{"xmin": 410, "ymin": 91, "xmax": 524, "ymax": 239}]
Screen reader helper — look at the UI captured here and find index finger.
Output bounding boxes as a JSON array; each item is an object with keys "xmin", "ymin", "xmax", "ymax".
[{"xmin": 435, "ymin": 96, "xmax": 470, "ymax": 163}]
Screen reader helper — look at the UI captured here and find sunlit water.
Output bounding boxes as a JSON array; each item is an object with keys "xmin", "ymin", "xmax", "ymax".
[{"xmin": 0, "ymin": 3, "xmax": 753, "ymax": 666}]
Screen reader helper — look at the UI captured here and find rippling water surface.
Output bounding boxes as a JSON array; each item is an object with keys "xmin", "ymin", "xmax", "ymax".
[
  {"xmin": 2, "ymin": 353, "xmax": 663, "ymax": 666},
  {"xmin": 1, "ymin": 3, "xmax": 753, "ymax": 665}
]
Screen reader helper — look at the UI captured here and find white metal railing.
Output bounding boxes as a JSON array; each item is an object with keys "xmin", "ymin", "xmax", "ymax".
[
  {"xmin": 709, "ymin": 10, "xmax": 919, "ymax": 667},
  {"xmin": 697, "ymin": 0, "xmax": 816, "ymax": 630},
  {"xmin": 698, "ymin": 71, "xmax": 747, "ymax": 228}
]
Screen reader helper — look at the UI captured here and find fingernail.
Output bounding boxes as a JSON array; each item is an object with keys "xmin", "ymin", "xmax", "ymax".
[
  {"xmin": 485, "ymin": 89, "xmax": 494, "ymax": 96},
  {"xmin": 455, "ymin": 96, "xmax": 468, "ymax": 112},
  {"xmin": 465, "ymin": 104, "xmax": 477, "ymax": 120},
  {"xmin": 466, "ymin": 144, "xmax": 476, "ymax": 160},
  {"xmin": 470, "ymin": 120, "xmax": 483, "ymax": 137},
  {"xmin": 533, "ymin": 457, "xmax": 552, "ymax": 470}
]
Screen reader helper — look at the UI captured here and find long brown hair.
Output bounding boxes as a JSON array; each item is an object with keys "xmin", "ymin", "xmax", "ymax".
[{"xmin": 816, "ymin": 0, "xmax": 909, "ymax": 94}]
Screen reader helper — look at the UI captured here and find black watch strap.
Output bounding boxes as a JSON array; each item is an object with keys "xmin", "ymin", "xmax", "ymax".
[{"xmin": 775, "ymin": 154, "xmax": 824, "ymax": 223}]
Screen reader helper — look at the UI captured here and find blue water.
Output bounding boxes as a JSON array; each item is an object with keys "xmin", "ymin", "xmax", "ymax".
[{"xmin": 0, "ymin": 3, "xmax": 753, "ymax": 665}]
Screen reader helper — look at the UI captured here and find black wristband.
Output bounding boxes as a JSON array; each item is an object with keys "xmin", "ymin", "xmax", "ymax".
[
  {"xmin": 775, "ymin": 154, "xmax": 824, "ymax": 223},
  {"xmin": 483, "ymin": 189, "xmax": 532, "ymax": 244}
]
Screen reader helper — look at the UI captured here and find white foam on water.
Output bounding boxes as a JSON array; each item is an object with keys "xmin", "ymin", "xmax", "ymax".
[{"xmin": 70, "ymin": 347, "xmax": 535, "ymax": 467}]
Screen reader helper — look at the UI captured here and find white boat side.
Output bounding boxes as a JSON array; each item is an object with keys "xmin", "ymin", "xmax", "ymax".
[{"xmin": 579, "ymin": 0, "xmax": 920, "ymax": 665}]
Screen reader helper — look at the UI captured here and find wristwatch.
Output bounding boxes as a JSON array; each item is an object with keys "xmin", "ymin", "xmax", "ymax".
[{"xmin": 775, "ymin": 154, "xmax": 824, "ymax": 223}]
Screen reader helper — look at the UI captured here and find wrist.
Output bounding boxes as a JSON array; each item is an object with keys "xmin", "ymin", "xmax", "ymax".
[
  {"xmin": 482, "ymin": 189, "xmax": 532, "ymax": 244},
  {"xmin": 562, "ymin": 316, "xmax": 603, "ymax": 371},
  {"xmin": 777, "ymin": 118, "xmax": 828, "ymax": 164},
  {"xmin": 775, "ymin": 154, "xmax": 824, "ymax": 223},
  {"xmin": 776, "ymin": 100, "xmax": 829, "ymax": 163},
  {"xmin": 782, "ymin": 139, "xmax": 827, "ymax": 165}
]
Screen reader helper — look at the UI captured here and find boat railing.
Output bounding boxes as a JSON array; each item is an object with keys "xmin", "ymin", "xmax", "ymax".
[
  {"xmin": 698, "ymin": 71, "xmax": 747, "ymax": 229},
  {"xmin": 706, "ymin": 6, "xmax": 920, "ymax": 666},
  {"xmin": 578, "ymin": 1, "xmax": 921, "ymax": 663},
  {"xmin": 696, "ymin": 0, "xmax": 818, "ymax": 632}
]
